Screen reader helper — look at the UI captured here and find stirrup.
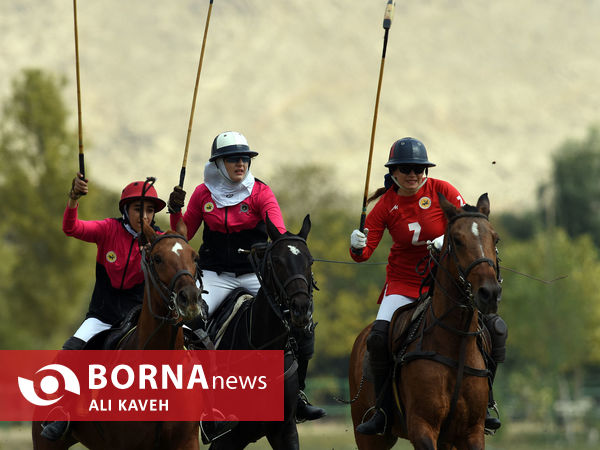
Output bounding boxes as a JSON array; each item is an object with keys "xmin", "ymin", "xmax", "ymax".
[
  {"xmin": 40, "ymin": 407, "xmax": 70, "ymax": 441},
  {"xmin": 356, "ymin": 406, "xmax": 388, "ymax": 435},
  {"xmin": 484, "ymin": 402, "xmax": 501, "ymax": 435},
  {"xmin": 296, "ymin": 390, "xmax": 326, "ymax": 423}
]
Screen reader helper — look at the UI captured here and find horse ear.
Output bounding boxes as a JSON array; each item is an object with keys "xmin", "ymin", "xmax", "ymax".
[
  {"xmin": 298, "ymin": 214, "xmax": 311, "ymax": 240},
  {"xmin": 142, "ymin": 221, "xmax": 157, "ymax": 245},
  {"xmin": 476, "ymin": 193, "xmax": 490, "ymax": 218},
  {"xmin": 438, "ymin": 192, "xmax": 459, "ymax": 220},
  {"xmin": 265, "ymin": 213, "xmax": 283, "ymax": 241}
]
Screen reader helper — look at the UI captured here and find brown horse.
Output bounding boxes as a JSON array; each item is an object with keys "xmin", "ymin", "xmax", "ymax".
[
  {"xmin": 32, "ymin": 224, "xmax": 207, "ymax": 450},
  {"xmin": 349, "ymin": 193, "xmax": 501, "ymax": 450}
]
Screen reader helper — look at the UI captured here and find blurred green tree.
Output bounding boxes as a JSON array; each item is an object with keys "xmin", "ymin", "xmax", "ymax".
[
  {"xmin": 499, "ymin": 228, "xmax": 600, "ymax": 419},
  {"xmin": 0, "ymin": 69, "xmax": 117, "ymax": 349},
  {"xmin": 548, "ymin": 127, "xmax": 600, "ymax": 245}
]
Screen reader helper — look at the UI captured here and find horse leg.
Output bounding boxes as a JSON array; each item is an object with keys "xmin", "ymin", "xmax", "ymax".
[
  {"xmin": 454, "ymin": 431, "xmax": 484, "ymax": 450},
  {"xmin": 406, "ymin": 418, "xmax": 438, "ymax": 450},
  {"xmin": 265, "ymin": 421, "xmax": 299, "ymax": 450}
]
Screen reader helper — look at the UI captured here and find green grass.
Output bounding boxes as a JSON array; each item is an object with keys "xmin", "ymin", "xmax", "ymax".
[{"xmin": 3, "ymin": 419, "xmax": 599, "ymax": 449}]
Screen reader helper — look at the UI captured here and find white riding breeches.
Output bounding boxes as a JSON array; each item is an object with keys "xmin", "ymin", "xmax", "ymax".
[
  {"xmin": 73, "ymin": 317, "xmax": 112, "ymax": 342},
  {"xmin": 201, "ymin": 270, "xmax": 260, "ymax": 318},
  {"xmin": 375, "ymin": 293, "xmax": 417, "ymax": 322}
]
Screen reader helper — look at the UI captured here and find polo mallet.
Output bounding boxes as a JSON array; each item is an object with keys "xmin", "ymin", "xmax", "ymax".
[
  {"xmin": 72, "ymin": 0, "xmax": 86, "ymax": 185},
  {"xmin": 178, "ymin": 0, "xmax": 215, "ymax": 189},
  {"xmin": 358, "ymin": 0, "xmax": 396, "ymax": 232}
]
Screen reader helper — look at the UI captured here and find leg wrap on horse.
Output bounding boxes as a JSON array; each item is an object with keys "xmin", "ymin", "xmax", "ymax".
[{"xmin": 484, "ymin": 314, "xmax": 507, "ymax": 364}]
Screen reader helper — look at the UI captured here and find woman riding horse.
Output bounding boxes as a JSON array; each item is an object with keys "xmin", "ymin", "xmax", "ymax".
[
  {"xmin": 349, "ymin": 138, "xmax": 506, "ymax": 435},
  {"xmin": 167, "ymin": 131, "xmax": 325, "ymax": 433},
  {"xmin": 34, "ymin": 208, "xmax": 206, "ymax": 449},
  {"xmin": 41, "ymin": 175, "xmax": 167, "ymax": 440}
]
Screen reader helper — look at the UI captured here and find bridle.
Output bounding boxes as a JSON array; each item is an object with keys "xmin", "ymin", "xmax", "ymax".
[
  {"xmin": 432, "ymin": 212, "xmax": 501, "ymax": 309},
  {"xmin": 140, "ymin": 233, "xmax": 202, "ymax": 327},
  {"xmin": 248, "ymin": 235, "xmax": 316, "ymax": 344}
]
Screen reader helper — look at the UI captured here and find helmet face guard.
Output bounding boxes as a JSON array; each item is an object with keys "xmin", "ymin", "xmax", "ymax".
[
  {"xmin": 209, "ymin": 131, "xmax": 258, "ymax": 162},
  {"xmin": 385, "ymin": 137, "xmax": 436, "ymax": 168},
  {"xmin": 119, "ymin": 181, "xmax": 166, "ymax": 213}
]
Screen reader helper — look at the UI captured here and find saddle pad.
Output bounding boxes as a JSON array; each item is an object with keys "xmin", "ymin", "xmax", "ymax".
[{"xmin": 214, "ymin": 294, "xmax": 253, "ymax": 348}]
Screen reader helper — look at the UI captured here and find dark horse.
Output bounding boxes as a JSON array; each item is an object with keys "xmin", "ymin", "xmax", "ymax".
[
  {"xmin": 32, "ymin": 224, "xmax": 207, "ymax": 450},
  {"xmin": 350, "ymin": 193, "xmax": 501, "ymax": 449},
  {"xmin": 205, "ymin": 215, "xmax": 314, "ymax": 450}
]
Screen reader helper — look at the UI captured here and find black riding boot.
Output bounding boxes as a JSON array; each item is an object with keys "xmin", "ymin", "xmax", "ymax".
[
  {"xmin": 292, "ymin": 319, "xmax": 326, "ymax": 422},
  {"xmin": 484, "ymin": 313, "xmax": 508, "ymax": 433},
  {"xmin": 41, "ymin": 336, "xmax": 85, "ymax": 441},
  {"xmin": 356, "ymin": 320, "xmax": 393, "ymax": 436},
  {"xmin": 296, "ymin": 357, "xmax": 326, "ymax": 422}
]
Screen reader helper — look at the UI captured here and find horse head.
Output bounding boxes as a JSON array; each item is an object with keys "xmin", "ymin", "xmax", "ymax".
[
  {"xmin": 260, "ymin": 214, "xmax": 314, "ymax": 329},
  {"xmin": 141, "ymin": 223, "xmax": 208, "ymax": 324},
  {"xmin": 438, "ymin": 193, "xmax": 501, "ymax": 314}
]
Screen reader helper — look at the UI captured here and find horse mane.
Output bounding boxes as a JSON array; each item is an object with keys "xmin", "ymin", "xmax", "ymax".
[{"xmin": 461, "ymin": 203, "xmax": 479, "ymax": 213}]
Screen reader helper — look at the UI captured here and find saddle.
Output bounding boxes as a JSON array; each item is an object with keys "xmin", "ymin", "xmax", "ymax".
[
  {"xmin": 206, "ymin": 288, "xmax": 254, "ymax": 348},
  {"xmin": 84, "ymin": 305, "xmax": 142, "ymax": 350}
]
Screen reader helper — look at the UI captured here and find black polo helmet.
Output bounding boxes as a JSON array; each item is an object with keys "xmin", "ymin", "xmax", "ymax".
[
  {"xmin": 209, "ymin": 131, "xmax": 259, "ymax": 162},
  {"xmin": 385, "ymin": 137, "xmax": 436, "ymax": 168}
]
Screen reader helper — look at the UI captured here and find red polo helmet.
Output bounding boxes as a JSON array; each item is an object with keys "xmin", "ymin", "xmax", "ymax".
[{"xmin": 119, "ymin": 181, "xmax": 166, "ymax": 212}]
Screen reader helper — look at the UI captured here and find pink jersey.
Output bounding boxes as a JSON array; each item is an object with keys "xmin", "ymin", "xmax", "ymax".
[
  {"xmin": 170, "ymin": 180, "xmax": 286, "ymax": 275},
  {"xmin": 63, "ymin": 205, "xmax": 161, "ymax": 324},
  {"xmin": 350, "ymin": 178, "xmax": 464, "ymax": 299}
]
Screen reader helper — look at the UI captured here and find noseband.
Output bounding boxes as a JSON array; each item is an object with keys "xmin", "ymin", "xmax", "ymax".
[{"xmin": 141, "ymin": 233, "xmax": 201, "ymax": 325}]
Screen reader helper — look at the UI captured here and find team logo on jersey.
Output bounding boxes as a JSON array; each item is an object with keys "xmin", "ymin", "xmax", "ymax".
[
  {"xmin": 419, "ymin": 196, "xmax": 432, "ymax": 209},
  {"xmin": 106, "ymin": 251, "xmax": 117, "ymax": 263},
  {"xmin": 204, "ymin": 202, "xmax": 215, "ymax": 213},
  {"xmin": 240, "ymin": 204, "xmax": 249, "ymax": 213}
]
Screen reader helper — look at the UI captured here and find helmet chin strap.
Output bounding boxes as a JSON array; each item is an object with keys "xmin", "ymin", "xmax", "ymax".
[{"xmin": 391, "ymin": 173, "xmax": 428, "ymax": 194}]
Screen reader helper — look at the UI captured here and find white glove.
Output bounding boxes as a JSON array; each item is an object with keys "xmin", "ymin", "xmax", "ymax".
[
  {"xmin": 428, "ymin": 235, "xmax": 444, "ymax": 251},
  {"xmin": 350, "ymin": 229, "xmax": 368, "ymax": 249}
]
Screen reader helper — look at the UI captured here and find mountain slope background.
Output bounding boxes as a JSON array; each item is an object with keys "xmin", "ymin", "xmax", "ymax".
[{"xmin": 2, "ymin": 0, "xmax": 599, "ymax": 212}]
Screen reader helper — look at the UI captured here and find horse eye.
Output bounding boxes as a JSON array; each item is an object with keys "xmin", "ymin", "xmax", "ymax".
[{"xmin": 153, "ymin": 254, "xmax": 162, "ymax": 264}]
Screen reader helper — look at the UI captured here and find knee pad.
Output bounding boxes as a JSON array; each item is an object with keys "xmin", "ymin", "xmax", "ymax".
[
  {"xmin": 484, "ymin": 314, "xmax": 507, "ymax": 363},
  {"xmin": 366, "ymin": 320, "xmax": 390, "ymax": 364},
  {"xmin": 62, "ymin": 336, "xmax": 86, "ymax": 350}
]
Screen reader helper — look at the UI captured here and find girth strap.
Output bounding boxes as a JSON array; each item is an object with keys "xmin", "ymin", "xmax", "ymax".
[{"xmin": 401, "ymin": 350, "xmax": 489, "ymax": 378}]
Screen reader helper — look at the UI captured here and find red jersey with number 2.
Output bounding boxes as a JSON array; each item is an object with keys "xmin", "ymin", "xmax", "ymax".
[{"xmin": 350, "ymin": 178, "xmax": 464, "ymax": 300}]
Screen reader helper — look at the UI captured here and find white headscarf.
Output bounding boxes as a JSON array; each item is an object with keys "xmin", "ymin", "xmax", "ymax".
[{"xmin": 204, "ymin": 160, "xmax": 255, "ymax": 208}]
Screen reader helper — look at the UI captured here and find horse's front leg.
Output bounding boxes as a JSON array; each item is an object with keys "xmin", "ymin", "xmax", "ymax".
[
  {"xmin": 455, "ymin": 430, "xmax": 485, "ymax": 450},
  {"xmin": 407, "ymin": 417, "xmax": 439, "ymax": 450},
  {"xmin": 265, "ymin": 421, "xmax": 299, "ymax": 450}
]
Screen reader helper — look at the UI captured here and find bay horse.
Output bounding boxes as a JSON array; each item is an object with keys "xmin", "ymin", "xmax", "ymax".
[
  {"xmin": 32, "ymin": 223, "xmax": 207, "ymax": 450},
  {"xmin": 349, "ymin": 193, "xmax": 501, "ymax": 450},
  {"xmin": 205, "ymin": 215, "xmax": 314, "ymax": 450}
]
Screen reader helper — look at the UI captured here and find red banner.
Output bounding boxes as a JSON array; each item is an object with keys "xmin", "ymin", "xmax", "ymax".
[{"xmin": 0, "ymin": 350, "xmax": 283, "ymax": 421}]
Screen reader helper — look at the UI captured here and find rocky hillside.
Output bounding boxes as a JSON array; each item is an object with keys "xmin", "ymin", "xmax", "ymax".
[{"xmin": 2, "ymin": 0, "xmax": 600, "ymax": 211}]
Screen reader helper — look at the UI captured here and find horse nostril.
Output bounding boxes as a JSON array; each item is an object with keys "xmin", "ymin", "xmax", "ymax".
[
  {"xmin": 478, "ymin": 286, "xmax": 491, "ymax": 304},
  {"xmin": 178, "ymin": 290, "xmax": 188, "ymax": 306}
]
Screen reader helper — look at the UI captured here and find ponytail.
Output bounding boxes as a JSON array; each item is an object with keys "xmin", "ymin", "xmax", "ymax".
[{"xmin": 367, "ymin": 173, "xmax": 397, "ymax": 204}]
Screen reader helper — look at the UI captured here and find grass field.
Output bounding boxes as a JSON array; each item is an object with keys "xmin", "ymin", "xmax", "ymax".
[{"xmin": 3, "ymin": 418, "xmax": 599, "ymax": 449}]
